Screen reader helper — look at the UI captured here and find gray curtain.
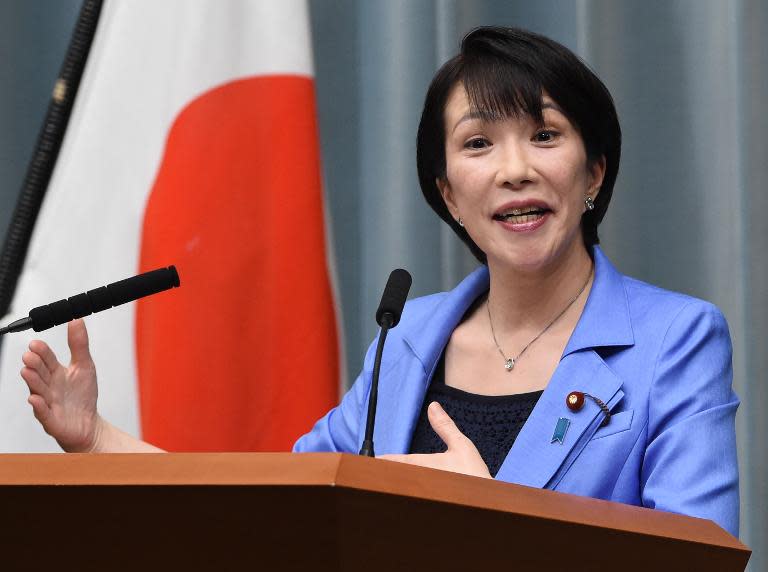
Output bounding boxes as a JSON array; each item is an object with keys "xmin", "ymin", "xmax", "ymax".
[{"xmin": 1, "ymin": 1, "xmax": 765, "ymax": 568}]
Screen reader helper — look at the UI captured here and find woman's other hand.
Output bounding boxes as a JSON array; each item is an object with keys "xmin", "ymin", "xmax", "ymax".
[
  {"xmin": 379, "ymin": 402, "xmax": 491, "ymax": 479},
  {"xmin": 20, "ymin": 319, "xmax": 101, "ymax": 452}
]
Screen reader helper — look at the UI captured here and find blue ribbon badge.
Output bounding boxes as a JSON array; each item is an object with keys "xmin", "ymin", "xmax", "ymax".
[{"xmin": 551, "ymin": 417, "xmax": 571, "ymax": 444}]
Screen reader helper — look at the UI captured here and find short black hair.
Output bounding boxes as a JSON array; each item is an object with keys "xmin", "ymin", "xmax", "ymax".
[{"xmin": 417, "ymin": 26, "xmax": 621, "ymax": 263}]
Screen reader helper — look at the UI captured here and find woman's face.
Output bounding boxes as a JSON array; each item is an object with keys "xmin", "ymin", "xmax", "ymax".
[{"xmin": 439, "ymin": 84, "xmax": 605, "ymax": 274}]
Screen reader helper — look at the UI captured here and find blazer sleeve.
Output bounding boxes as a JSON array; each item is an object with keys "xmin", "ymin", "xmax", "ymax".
[
  {"xmin": 292, "ymin": 335, "xmax": 378, "ymax": 453},
  {"xmin": 642, "ymin": 301, "xmax": 740, "ymax": 536}
]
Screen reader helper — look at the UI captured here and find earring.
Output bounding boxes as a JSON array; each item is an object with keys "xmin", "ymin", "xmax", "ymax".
[
  {"xmin": 584, "ymin": 196, "xmax": 595, "ymax": 211},
  {"xmin": 458, "ymin": 217, "xmax": 465, "ymax": 227}
]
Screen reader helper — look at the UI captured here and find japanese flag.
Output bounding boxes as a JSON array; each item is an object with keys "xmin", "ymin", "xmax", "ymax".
[{"xmin": 0, "ymin": 0, "xmax": 339, "ymax": 452}]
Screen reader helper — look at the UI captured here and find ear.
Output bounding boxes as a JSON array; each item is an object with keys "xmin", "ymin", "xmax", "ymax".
[
  {"xmin": 588, "ymin": 155, "xmax": 607, "ymax": 200},
  {"xmin": 437, "ymin": 177, "xmax": 460, "ymax": 220}
]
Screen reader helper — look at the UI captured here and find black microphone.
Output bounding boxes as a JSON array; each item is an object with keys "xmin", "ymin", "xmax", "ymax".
[
  {"xmin": 0, "ymin": 266, "xmax": 180, "ymax": 335},
  {"xmin": 360, "ymin": 268, "xmax": 412, "ymax": 457},
  {"xmin": 375, "ymin": 268, "xmax": 412, "ymax": 328}
]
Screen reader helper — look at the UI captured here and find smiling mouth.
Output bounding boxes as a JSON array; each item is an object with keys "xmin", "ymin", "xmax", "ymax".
[{"xmin": 492, "ymin": 206, "xmax": 551, "ymax": 223}]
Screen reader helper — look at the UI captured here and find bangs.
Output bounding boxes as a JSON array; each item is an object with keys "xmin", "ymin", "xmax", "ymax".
[{"xmin": 460, "ymin": 53, "xmax": 544, "ymax": 125}]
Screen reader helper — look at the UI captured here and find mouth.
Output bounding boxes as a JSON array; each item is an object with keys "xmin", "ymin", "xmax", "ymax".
[{"xmin": 492, "ymin": 205, "xmax": 552, "ymax": 224}]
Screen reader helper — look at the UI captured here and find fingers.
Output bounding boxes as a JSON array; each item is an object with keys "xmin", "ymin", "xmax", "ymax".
[
  {"xmin": 23, "ymin": 320, "xmax": 92, "ymax": 374},
  {"xmin": 379, "ymin": 404, "xmax": 490, "ymax": 479},
  {"xmin": 27, "ymin": 339, "xmax": 60, "ymax": 376},
  {"xmin": 427, "ymin": 401, "xmax": 467, "ymax": 449},
  {"xmin": 22, "ymin": 350, "xmax": 52, "ymax": 384},
  {"xmin": 27, "ymin": 394, "xmax": 52, "ymax": 425},
  {"xmin": 378, "ymin": 453, "xmax": 408, "ymax": 463},
  {"xmin": 20, "ymin": 366, "xmax": 52, "ymax": 402},
  {"xmin": 378, "ymin": 453, "xmax": 440, "ymax": 469},
  {"xmin": 67, "ymin": 319, "xmax": 92, "ymax": 365}
]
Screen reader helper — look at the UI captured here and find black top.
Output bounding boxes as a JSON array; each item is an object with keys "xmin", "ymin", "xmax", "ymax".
[{"xmin": 408, "ymin": 352, "xmax": 543, "ymax": 477}]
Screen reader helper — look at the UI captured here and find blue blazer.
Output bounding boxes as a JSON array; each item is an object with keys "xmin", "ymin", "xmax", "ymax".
[{"xmin": 295, "ymin": 247, "xmax": 740, "ymax": 536}]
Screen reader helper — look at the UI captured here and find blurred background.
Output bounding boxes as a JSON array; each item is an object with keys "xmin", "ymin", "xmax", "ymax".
[{"xmin": 1, "ymin": 1, "xmax": 765, "ymax": 568}]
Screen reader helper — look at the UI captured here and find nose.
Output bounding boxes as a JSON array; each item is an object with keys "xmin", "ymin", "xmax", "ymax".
[{"xmin": 494, "ymin": 140, "xmax": 533, "ymax": 189}]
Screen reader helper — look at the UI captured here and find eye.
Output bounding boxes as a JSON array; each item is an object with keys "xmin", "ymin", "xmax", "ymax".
[
  {"xmin": 533, "ymin": 129, "xmax": 559, "ymax": 143},
  {"xmin": 464, "ymin": 137, "xmax": 491, "ymax": 150}
]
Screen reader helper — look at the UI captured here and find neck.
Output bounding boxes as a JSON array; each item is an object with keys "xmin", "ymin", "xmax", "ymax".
[{"xmin": 486, "ymin": 242, "xmax": 594, "ymax": 331}]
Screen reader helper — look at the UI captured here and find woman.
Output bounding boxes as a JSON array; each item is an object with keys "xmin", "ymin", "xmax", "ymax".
[{"xmin": 20, "ymin": 27, "xmax": 739, "ymax": 536}]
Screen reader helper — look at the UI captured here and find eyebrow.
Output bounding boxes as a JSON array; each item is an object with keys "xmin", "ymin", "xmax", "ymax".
[{"xmin": 451, "ymin": 102, "xmax": 563, "ymax": 133}]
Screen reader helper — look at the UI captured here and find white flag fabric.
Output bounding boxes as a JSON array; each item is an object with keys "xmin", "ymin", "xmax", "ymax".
[{"xmin": 0, "ymin": 0, "xmax": 339, "ymax": 452}]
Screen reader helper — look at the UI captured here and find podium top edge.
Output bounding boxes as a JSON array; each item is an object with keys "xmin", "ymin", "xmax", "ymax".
[{"xmin": 0, "ymin": 452, "xmax": 749, "ymax": 556}]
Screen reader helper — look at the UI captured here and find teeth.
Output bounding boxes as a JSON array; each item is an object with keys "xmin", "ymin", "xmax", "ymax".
[
  {"xmin": 500, "ymin": 206, "xmax": 543, "ymax": 216},
  {"xmin": 501, "ymin": 213, "xmax": 543, "ymax": 223},
  {"xmin": 496, "ymin": 207, "xmax": 544, "ymax": 218}
]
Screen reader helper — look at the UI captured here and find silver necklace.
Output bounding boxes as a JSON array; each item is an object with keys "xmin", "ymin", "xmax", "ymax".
[{"xmin": 487, "ymin": 268, "xmax": 593, "ymax": 371}]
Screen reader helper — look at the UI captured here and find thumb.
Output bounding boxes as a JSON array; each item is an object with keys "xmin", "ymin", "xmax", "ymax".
[
  {"xmin": 427, "ymin": 401, "xmax": 468, "ymax": 450},
  {"xmin": 67, "ymin": 319, "xmax": 93, "ymax": 364}
]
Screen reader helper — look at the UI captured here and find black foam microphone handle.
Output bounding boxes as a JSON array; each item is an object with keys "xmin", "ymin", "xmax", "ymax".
[
  {"xmin": 28, "ymin": 266, "xmax": 180, "ymax": 332},
  {"xmin": 375, "ymin": 268, "xmax": 412, "ymax": 328}
]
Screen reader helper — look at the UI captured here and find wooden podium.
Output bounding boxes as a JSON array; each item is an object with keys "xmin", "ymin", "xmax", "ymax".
[{"xmin": 0, "ymin": 453, "xmax": 749, "ymax": 571}]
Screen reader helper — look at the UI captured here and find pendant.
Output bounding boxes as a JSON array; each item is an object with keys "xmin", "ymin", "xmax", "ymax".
[{"xmin": 504, "ymin": 358, "xmax": 515, "ymax": 371}]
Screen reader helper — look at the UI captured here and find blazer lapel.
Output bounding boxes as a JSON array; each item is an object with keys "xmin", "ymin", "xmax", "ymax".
[
  {"xmin": 496, "ymin": 350, "xmax": 624, "ymax": 488},
  {"xmin": 496, "ymin": 246, "xmax": 635, "ymax": 488},
  {"xmin": 382, "ymin": 267, "xmax": 490, "ymax": 453}
]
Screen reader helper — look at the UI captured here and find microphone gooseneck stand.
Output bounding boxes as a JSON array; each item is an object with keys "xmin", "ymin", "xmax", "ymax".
[
  {"xmin": 359, "ymin": 268, "xmax": 411, "ymax": 457},
  {"xmin": 359, "ymin": 312, "xmax": 393, "ymax": 457}
]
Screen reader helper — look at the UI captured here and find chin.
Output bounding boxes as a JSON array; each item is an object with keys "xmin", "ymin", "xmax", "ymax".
[
  {"xmin": 488, "ymin": 239, "xmax": 578, "ymax": 274},
  {"xmin": 490, "ymin": 247, "xmax": 552, "ymax": 273}
]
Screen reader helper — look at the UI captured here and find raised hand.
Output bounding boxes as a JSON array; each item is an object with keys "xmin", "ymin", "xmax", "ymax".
[
  {"xmin": 378, "ymin": 401, "xmax": 492, "ymax": 479},
  {"xmin": 20, "ymin": 319, "xmax": 101, "ymax": 452}
]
